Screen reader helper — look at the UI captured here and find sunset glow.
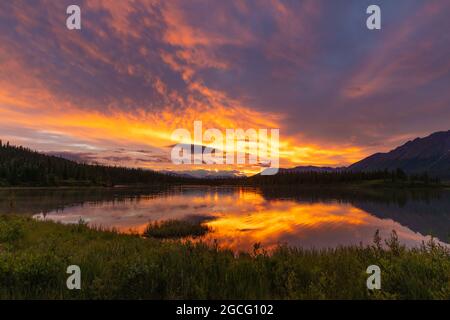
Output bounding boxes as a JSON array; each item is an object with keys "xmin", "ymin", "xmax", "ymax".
[
  {"xmin": 1, "ymin": 1, "xmax": 449, "ymax": 175},
  {"xmin": 33, "ymin": 186, "xmax": 438, "ymax": 251}
]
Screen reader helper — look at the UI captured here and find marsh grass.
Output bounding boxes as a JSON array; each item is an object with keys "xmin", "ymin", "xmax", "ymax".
[
  {"xmin": 0, "ymin": 215, "xmax": 449, "ymax": 299},
  {"xmin": 142, "ymin": 219, "xmax": 211, "ymax": 239}
]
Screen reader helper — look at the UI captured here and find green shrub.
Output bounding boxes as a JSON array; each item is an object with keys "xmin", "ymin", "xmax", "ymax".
[
  {"xmin": 0, "ymin": 216, "xmax": 449, "ymax": 299},
  {"xmin": 0, "ymin": 217, "xmax": 23, "ymax": 242}
]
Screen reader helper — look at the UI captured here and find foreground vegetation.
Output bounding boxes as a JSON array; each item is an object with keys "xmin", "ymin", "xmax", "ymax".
[
  {"xmin": 143, "ymin": 219, "xmax": 211, "ymax": 239},
  {"xmin": 0, "ymin": 215, "xmax": 449, "ymax": 299}
]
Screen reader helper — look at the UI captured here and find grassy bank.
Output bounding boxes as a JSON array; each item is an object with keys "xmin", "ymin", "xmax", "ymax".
[
  {"xmin": 0, "ymin": 215, "xmax": 449, "ymax": 299},
  {"xmin": 143, "ymin": 219, "xmax": 211, "ymax": 239}
]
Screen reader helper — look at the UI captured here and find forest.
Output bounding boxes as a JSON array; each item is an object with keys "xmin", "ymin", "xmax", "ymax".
[
  {"xmin": 0, "ymin": 141, "xmax": 441, "ymax": 187},
  {"xmin": 0, "ymin": 141, "xmax": 185, "ymax": 186}
]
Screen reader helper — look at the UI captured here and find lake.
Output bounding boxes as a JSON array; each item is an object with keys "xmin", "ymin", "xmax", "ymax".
[{"xmin": 1, "ymin": 186, "xmax": 449, "ymax": 251}]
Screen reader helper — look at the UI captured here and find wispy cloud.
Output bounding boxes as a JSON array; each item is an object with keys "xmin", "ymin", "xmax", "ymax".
[{"xmin": 1, "ymin": 0, "xmax": 449, "ymax": 173}]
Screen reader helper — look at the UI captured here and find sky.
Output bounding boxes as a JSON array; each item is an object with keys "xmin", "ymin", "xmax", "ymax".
[{"xmin": 0, "ymin": 0, "xmax": 449, "ymax": 175}]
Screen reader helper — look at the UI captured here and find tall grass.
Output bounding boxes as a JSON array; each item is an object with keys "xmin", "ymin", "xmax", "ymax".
[
  {"xmin": 143, "ymin": 219, "xmax": 211, "ymax": 239},
  {"xmin": 0, "ymin": 215, "xmax": 449, "ymax": 299}
]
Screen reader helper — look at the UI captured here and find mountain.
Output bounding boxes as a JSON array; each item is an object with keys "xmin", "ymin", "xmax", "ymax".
[
  {"xmin": 279, "ymin": 166, "xmax": 344, "ymax": 173},
  {"xmin": 161, "ymin": 169, "xmax": 242, "ymax": 179},
  {"xmin": 348, "ymin": 130, "xmax": 450, "ymax": 178},
  {"xmin": 1, "ymin": 130, "xmax": 449, "ymax": 186}
]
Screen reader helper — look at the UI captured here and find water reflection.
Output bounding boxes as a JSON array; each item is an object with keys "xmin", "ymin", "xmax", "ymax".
[{"xmin": 1, "ymin": 186, "xmax": 449, "ymax": 251}]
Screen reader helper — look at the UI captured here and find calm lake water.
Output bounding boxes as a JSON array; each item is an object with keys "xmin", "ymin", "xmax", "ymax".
[{"xmin": 2, "ymin": 186, "xmax": 449, "ymax": 251}]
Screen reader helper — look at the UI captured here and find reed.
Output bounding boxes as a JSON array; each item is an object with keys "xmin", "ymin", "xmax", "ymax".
[
  {"xmin": 143, "ymin": 219, "xmax": 211, "ymax": 239},
  {"xmin": 0, "ymin": 215, "xmax": 448, "ymax": 299}
]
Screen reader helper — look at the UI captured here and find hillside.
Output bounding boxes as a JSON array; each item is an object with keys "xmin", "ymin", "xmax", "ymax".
[
  {"xmin": 1, "ymin": 130, "xmax": 449, "ymax": 187},
  {"xmin": 348, "ymin": 131, "xmax": 450, "ymax": 179},
  {"xmin": 0, "ymin": 141, "xmax": 183, "ymax": 187},
  {"xmin": 278, "ymin": 166, "xmax": 344, "ymax": 173}
]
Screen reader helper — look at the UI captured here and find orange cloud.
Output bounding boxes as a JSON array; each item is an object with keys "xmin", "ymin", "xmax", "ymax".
[{"xmin": 0, "ymin": 0, "xmax": 389, "ymax": 173}]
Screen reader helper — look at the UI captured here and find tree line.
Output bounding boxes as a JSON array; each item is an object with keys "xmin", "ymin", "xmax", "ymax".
[
  {"xmin": 0, "ymin": 140, "xmax": 442, "ymax": 187},
  {"xmin": 241, "ymin": 168, "xmax": 441, "ymax": 186},
  {"xmin": 0, "ymin": 140, "xmax": 188, "ymax": 187}
]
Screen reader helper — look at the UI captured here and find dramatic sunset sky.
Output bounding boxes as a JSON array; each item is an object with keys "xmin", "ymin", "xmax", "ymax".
[{"xmin": 0, "ymin": 0, "xmax": 449, "ymax": 175}]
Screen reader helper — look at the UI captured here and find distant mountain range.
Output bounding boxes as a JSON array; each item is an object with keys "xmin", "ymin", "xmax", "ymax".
[
  {"xmin": 284, "ymin": 130, "xmax": 450, "ymax": 179},
  {"xmin": 279, "ymin": 166, "xmax": 345, "ymax": 173},
  {"xmin": 1, "ymin": 130, "xmax": 449, "ymax": 184},
  {"xmin": 348, "ymin": 130, "xmax": 450, "ymax": 178},
  {"xmin": 161, "ymin": 169, "xmax": 242, "ymax": 179}
]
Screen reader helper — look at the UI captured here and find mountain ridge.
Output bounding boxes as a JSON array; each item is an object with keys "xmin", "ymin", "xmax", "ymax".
[
  {"xmin": 1, "ymin": 130, "xmax": 449, "ymax": 183},
  {"xmin": 348, "ymin": 130, "xmax": 450, "ymax": 178},
  {"xmin": 279, "ymin": 130, "xmax": 449, "ymax": 179}
]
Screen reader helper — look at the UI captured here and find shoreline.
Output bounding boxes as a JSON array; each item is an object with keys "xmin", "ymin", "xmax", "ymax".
[
  {"xmin": 0, "ymin": 180, "xmax": 448, "ymax": 191},
  {"xmin": 0, "ymin": 215, "xmax": 449, "ymax": 299}
]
